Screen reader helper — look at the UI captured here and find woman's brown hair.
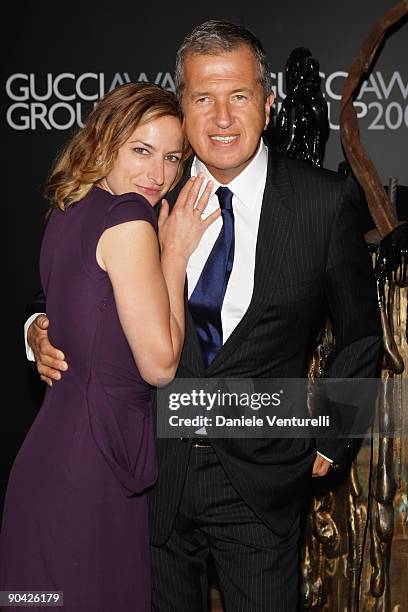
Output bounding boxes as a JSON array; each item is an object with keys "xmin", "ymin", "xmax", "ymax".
[{"xmin": 45, "ymin": 82, "xmax": 190, "ymax": 210}]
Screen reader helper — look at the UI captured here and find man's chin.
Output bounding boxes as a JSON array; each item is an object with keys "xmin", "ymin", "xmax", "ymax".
[{"xmin": 202, "ymin": 156, "xmax": 254, "ymax": 183}]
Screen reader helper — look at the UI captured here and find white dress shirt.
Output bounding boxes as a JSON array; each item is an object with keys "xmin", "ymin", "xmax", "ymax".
[{"xmin": 188, "ymin": 141, "xmax": 268, "ymax": 342}]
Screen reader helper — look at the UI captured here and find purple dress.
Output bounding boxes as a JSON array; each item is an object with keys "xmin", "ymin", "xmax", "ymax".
[{"xmin": 0, "ymin": 187, "xmax": 158, "ymax": 611}]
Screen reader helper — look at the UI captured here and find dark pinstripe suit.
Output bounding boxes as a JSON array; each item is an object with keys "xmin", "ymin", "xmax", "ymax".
[{"xmin": 150, "ymin": 149, "xmax": 382, "ymax": 610}]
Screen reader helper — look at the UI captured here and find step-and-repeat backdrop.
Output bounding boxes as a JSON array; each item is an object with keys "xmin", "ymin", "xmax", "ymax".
[{"xmin": 3, "ymin": 1, "xmax": 407, "ymax": 446}]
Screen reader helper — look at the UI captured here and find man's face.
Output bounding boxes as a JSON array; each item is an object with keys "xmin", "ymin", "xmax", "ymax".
[{"xmin": 181, "ymin": 45, "xmax": 274, "ymax": 184}]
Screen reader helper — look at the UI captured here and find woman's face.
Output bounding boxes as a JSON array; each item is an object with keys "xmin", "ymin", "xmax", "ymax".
[{"xmin": 104, "ymin": 115, "xmax": 184, "ymax": 206}]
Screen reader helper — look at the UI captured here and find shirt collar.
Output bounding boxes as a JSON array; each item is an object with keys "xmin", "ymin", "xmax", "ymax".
[{"xmin": 191, "ymin": 140, "xmax": 268, "ymax": 208}]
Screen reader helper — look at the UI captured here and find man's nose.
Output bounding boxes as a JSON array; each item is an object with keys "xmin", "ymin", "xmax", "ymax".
[
  {"xmin": 213, "ymin": 101, "xmax": 233, "ymax": 129},
  {"xmin": 147, "ymin": 159, "xmax": 165, "ymax": 185}
]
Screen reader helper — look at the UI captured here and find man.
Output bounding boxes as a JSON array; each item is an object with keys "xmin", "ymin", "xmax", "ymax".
[{"xmin": 26, "ymin": 20, "xmax": 381, "ymax": 611}]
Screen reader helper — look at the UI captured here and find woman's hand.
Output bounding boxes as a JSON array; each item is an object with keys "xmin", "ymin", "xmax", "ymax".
[{"xmin": 158, "ymin": 174, "xmax": 221, "ymax": 261}]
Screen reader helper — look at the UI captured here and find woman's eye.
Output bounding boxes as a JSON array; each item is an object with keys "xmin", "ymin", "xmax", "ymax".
[
  {"xmin": 166, "ymin": 155, "xmax": 181, "ymax": 163},
  {"xmin": 133, "ymin": 148, "xmax": 149, "ymax": 155}
]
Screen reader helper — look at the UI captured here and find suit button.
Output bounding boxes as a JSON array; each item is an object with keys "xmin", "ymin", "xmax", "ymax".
[{"xmin": 99, "ymin": 299, "xmax": 108, "ymax": 311}]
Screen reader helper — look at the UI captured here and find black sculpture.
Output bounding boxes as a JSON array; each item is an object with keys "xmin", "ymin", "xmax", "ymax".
[{"xmin": 276, "ymin": 47, "xmax": 329, "ymax": 167}]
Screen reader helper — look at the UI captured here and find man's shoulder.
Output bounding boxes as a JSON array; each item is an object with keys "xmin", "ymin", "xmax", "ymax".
[
  {"xmin": 270, "ymin": 152, "xmax": 348, "ymax": 193},
  {"xmin": 266, "ymin": 152, "xmax": 361, "ymax": 222}
]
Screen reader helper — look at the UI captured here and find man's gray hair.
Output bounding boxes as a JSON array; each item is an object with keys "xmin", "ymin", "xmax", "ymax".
[{"xmin": 175, "ymin": 20, "xmax": 273, "ymax": 101}]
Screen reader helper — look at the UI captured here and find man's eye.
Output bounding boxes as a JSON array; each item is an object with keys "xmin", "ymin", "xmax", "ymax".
[
  {"xmin": 233, "ymin": 94, "xmax": 247, "ymax": 101},
  {"xmin": 196, "ymin": 97, "xmax": 211, "ymax": 104}
]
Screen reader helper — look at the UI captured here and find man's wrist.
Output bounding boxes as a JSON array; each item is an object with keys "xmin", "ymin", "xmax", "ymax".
[
  {"xmin": 24, "ymin": 312, "xmax": 45, "ymax": 362},
  {"xmin": 316, "ymin": 451, "xmax": 333, "ymax": 463}
]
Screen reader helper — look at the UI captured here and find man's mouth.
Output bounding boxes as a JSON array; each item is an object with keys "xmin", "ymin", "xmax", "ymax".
[{"xmin": 209, "ymin": 135, "xmax": 239, "ymax": 144}]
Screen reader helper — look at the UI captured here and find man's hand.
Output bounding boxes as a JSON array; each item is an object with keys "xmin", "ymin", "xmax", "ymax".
[
  {"xmin": 27, "ymin": 314, "xmax": 68, "ymax": 386},
  {"xmin": 312, "ymin": 454, "xmax": 331, "ymax": 477}
]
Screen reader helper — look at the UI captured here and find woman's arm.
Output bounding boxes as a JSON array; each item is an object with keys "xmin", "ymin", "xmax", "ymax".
[
  {"xmin": 98, "ymin": 176, "xmax": 218, "ymax": 386},
  {"xmin": 98, "ymin": 220, "xmax": 185, "ymax": 385}
]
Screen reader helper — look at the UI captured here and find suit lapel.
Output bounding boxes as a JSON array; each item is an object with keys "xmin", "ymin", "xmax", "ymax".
[
  {"xmin": 204, "ymin": 152, "xmax": 294, "ymax": 375},
  {"xmin": 184, "ymin": 281, "xmax": 206, "ymax": 372}
]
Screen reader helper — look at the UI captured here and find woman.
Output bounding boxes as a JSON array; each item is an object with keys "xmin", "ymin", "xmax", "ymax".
[{"xmin": 0, "ymin": 83, "xmax": 219, "ymax": 610}]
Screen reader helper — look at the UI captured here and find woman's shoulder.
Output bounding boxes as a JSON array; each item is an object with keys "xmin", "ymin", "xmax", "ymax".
[
  {"xmin": 98, "ymin": 188, "xmax": 158, "ymax": 233},
  {"xmin": 80, "ymin": 187, "xmax": 157, "ymax": 230}
]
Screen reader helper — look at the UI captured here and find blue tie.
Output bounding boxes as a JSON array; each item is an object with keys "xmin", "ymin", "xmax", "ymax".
[{"xmin": 189, "ymin": 186, "xmax": 235, "ymax": 367}]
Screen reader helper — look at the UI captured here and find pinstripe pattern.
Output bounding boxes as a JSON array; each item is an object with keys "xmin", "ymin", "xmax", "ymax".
[
  {"xmin": 149, "ymin": 151, "xmax": 382, "ymax": 608},
  {"xmin": 149, "ymin": 151, "xmax": 382, "ymax": 546},
  {"xmin": 151, "ymin": 447, "xmax": 299, "ymax": 611}
]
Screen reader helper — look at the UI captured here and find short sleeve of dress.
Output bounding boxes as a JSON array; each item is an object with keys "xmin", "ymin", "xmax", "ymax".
[
  {"xmin": 80, "ymin": 189, "xmax": 159, "ymax": 280},
  {"xmin": 104, "ymin": 193, "xmax": 158, "ymax": 234}
]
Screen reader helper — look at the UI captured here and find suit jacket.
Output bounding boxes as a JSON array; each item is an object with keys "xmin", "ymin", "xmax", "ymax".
[
  {"xmin": 148, "ymin": 149, "xmax": 382, "ymax": 544},
  {"xmin": 28, "ymin": 149, "xmax": 382, "ymax": 543}
]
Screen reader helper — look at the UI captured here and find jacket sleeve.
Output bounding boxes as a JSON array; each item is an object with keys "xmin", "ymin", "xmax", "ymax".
[
  {"xmin": 25, "ymin": 287, "xmax": 46, "ymax": 323},
  {"xmin": 316, "ymin": 178, "xmax": 382, "ymax": 462}
]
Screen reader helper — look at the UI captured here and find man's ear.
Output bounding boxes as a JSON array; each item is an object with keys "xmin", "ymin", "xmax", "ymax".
[{"xmin": 264, "ymin": 92, "xmax": 275, "ymax": 130}]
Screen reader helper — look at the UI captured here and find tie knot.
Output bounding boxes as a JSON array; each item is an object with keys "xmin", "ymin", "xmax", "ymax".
[{"xmin": 216, "ymin": 186, "xmax": 234, "ymax": 211}]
